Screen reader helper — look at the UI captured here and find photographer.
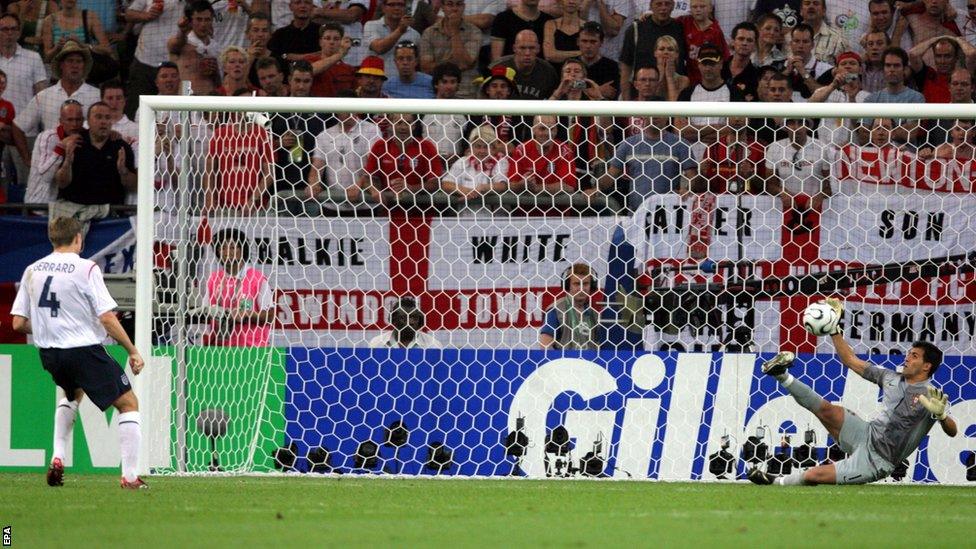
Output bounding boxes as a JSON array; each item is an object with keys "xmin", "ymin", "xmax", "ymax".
[
  {"xmin": 368, "ymin": 298, "xmax": 441, "ymax": 349},
  {"xmin": 539, "ymin": 263, "xmax": 604, "ymax": 351}
]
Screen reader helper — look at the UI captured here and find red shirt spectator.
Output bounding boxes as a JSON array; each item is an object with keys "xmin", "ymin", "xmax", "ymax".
[
  {"xmin": 508, "ymin": 139, "xmax": 578, "ymax": 190},
  {"xmin": 206, "ymin": 120, "xmax": 274, "ymax": 211},
  {"xmin": 305, "ymin": 53, "xmax": 356, "ymax": 96},
  {"xmin": 701, "ymin": 123, "xmax": 768, "ymax": 193},
  {"xmin": 364, "ymin": 137, "xmax": 445, "ymax": 190},
  {"xmin": 678, "ymin": 9, "xmax": 729, "ymax": 86}
]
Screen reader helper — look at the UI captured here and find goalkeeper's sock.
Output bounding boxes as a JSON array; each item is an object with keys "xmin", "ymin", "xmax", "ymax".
[
  {"xmin": 53, "ymin": 398, "xmax": 78, "ymax": 462},
  {"xmin": 118, "ymin": 411, "xmax": 141, "ymax": 482},
  {"xmin": 778, "ymin": 375, "xmax": 825, "ymax": 414},
  {"xmin": 774, "ymin": 471, "xmax": 809, "ymax": 486}
]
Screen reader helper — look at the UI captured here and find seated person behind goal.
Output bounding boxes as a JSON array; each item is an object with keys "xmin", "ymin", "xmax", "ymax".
[
  {"xmin": 369, "ymin": 297, "xmax": 441, "ymax": 348},
  {"xmin": 539, "ymin": 263, "xmax": 605, "ymax": 350},
  {"xmin": 441, "ymin": 124, "xmax": 511, "ymax": 214},
  {"xmin": 205, "ymin": 228, "xmax": 274, "ymax": 347}
]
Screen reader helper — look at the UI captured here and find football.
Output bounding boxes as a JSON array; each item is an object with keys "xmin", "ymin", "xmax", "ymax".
[{"xmin": 802, "ymin": 302, "xmax": 840, "ymax": 336}]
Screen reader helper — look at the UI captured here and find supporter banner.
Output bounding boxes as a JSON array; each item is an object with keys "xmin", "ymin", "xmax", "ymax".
[
  {"xmin": 284, "ymin": 348, "xmax": 976, "ymax": 484},
  {"xmin": 426, "ymin": 217, "xmax": 619, "ymax": 291},
  {"xmin": 0, "ymin": 216, "xmax": 136, "ymax": 282},
  {"xmin": 197, "ymin": 216, "xmax": 391, "ymax": 291},
  {"xmin": 820, "ymin": 194, "xmax": 976, "ymax": 263},
  {"xmin": 624, "ymin": 194, "xmax": 783, "ymax": 264},
  {"xmin": 816, "ymin": 297, "xmax": 976, "ymax": 357},
  {"xmin": 835, "ymin": 145, "xmax": 976, "ymax": 193}
]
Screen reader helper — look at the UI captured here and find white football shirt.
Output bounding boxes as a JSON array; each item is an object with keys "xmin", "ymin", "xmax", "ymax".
[{"xmin": 11, "ymin": 252, "xmax": 118, "ymax": 349}]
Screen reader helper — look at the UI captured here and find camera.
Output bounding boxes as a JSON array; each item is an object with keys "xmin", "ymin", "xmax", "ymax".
[
  {"xmin": 842, "ymin": 73, "xmax": 858, "ymax": 84},
  {"xmin": 570, "ymin": 79, "xmax": 588, "ymax": 90}
]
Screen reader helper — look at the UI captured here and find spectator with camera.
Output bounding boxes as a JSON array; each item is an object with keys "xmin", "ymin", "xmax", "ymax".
[
  {"xmin": 363, "ymin": 0, "xmax": 421, "ymax": 70},
  {"xmin": 368, "ymin": 297, "xmax": 440, "ymax": 348},
  {"xmin": 808, "ymin": 51, "xmax": 868, "ymax": 146},
  {"xmin": 539, "ymin": 263, "xmax": 604, "ymax": 350}
]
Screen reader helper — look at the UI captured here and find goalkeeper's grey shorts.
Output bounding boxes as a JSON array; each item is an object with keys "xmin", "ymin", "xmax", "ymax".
[{"xmin": 832, "ymin": 408, "xmax": 894, "ymax": 485}]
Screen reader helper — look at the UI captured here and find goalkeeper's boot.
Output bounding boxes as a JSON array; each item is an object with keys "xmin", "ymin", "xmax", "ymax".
[
  {"xmin": 762, "ymin": 351, "xmax": 796, "ymax": 377},
  {"xmin": 747, "ymin": 467, "xmax": 775, "ymax": 486},
  {"xmin": 47, "ymin": 457, "xmax": 64, "ymax": 487},
  {"xmin": 120, "ymin": 476, "xmax": 149, "ymax": 490}
]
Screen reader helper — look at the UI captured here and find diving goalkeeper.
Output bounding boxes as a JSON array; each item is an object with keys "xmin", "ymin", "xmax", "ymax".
[{"xmin": 749, "ymin": 298, "xmax": 958, "ymax": 485}]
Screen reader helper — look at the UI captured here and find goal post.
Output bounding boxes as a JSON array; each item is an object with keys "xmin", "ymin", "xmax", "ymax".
[{"xmin": 135, "ymin": 96, "xmax": 976, "ymax": 481}]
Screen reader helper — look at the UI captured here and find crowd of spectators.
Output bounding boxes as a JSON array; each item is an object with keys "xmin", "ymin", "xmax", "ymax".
[{"xmin": 1, "ymin": 0, "xmax": 975, "ymax": 218}]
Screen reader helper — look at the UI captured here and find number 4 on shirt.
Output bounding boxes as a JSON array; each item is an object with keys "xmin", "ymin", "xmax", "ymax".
[{"xmin": 39, "ymin": 275, "xmax": 61, "ymax": 317}]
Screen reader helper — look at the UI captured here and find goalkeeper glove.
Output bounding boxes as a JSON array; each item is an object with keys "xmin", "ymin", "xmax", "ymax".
[
  {"xmin": 819, "ymin": 298, "xmax": 845, "ymax": 335},
  {"xmin": 918, "ymin": 386, "xmax": 949, "ymax": 421}
]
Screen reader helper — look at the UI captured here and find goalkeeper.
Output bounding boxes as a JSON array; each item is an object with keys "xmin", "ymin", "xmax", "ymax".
[{"xmin": 749, "ymin": 298, "xmax": 957, "ymax": 485}]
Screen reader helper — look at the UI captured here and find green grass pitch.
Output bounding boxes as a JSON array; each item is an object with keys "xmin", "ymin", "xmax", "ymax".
[{"xmin": 2, "ymin": 473, "xmax": 974, "ymax": 547}]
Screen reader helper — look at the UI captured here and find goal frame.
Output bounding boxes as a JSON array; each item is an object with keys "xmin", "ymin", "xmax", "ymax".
[{"xmin": 134, "ymin": 96, "xmax": 976, "ymax": 474}]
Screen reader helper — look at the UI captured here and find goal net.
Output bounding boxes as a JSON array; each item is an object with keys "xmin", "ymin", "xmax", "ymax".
[{"xmin": 136, "ymin": 97, "xmax": 976, "ymax": 483}]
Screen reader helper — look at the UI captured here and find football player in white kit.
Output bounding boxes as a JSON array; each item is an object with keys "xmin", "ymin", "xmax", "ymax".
[{"xmin": 10, "ymin": 217, "xmax": 148, "ymax": 489}]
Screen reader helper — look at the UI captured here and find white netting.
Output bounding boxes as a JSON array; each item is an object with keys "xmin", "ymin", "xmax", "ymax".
[{"xmin": 140, "ymin": 98, "xmax": 976, "ymax": 483}]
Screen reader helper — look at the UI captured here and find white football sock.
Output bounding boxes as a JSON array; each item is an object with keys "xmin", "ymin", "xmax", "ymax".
[
  {"xmin": 118, "ymin": 411, "xmax": 141, "ymax": 481},
  {"xmin": 775, "ymin": 470, "xmax": 808, "ymax": 486},
  {"xmin": 53, "ymin": 398, "xmax": 78, "ymax": 462}
]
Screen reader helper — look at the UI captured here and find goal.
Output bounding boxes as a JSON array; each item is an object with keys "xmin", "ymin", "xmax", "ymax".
[{"xmin": 135, "ymin": 96, "xmax": 976, "ymax": 483}]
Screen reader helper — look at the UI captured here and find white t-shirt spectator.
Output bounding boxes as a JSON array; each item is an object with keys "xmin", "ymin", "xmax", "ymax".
[
  {"xmin": 312, "ymin": 119, "xmax": 380, "ymax": 190},
  {"xmin": 816, "ymin": 88, "xmax": 870, "ymax": 146},
  {"xmin": 423, "ymin": 113, "xmax": 466, "ymax": 158},
  {"xmin": 765, "ymin": 136, "xmax": 834, "ymax": 196},
  {"xmin": 131, "ymin": 0, "xmax": 184, "ymax": 66},
  {"xmin": 14, "ymin": 82, "xmax": 100, "ymax": 138},
  {"xmin": 11, "ymin": 252, "xmax": 118, "ymax": 349},
  {"xmin": 210, "ymin": 0, "xmax": 250, "ymax": 51},
  {"xmin": 24, "ymin": 128, "xmax": 65, "ymax": 204},
  {"xmin": 465, "ymin": 0, "xmax": 507, "ymax": 48},
  {"xmin": 444, "ymin": 154, "xmax": 510, "ymax": 190},
  {"xmin": 0, "ymin": 45, "xmax": 48, "ymax": 114}
]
